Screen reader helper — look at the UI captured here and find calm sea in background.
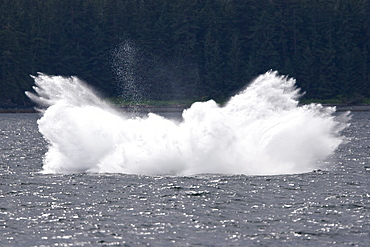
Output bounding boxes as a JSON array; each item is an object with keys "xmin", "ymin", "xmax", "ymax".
[{"xmin": 1, "ymin": 111, "xmax": 369, "ymax": 246}]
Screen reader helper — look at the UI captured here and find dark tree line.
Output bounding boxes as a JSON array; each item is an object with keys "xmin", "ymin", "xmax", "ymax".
[{"xmin": 1, "ymin": 0, "xmax": 369, "ymax": 107}]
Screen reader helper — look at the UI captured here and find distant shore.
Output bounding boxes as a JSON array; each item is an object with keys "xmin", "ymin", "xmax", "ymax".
[
  {"xmin": 328, "ymin": 105, "xmax": 370, "ymax": 112},
  {"xmin": 0, "ymin": 108, "xmax": 37, "ymax": 113},
  {"xmin": 1, "ymin": 104, "xmax": 370, "ymax": 114}
]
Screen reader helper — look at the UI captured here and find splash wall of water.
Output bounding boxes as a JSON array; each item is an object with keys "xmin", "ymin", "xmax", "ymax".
[{"xmin": 26, "ymin": 71, "xmax": 349, "ymax": 176}]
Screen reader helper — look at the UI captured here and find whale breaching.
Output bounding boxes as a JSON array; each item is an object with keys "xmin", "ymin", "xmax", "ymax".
[{"xmin": 26, "ymin": 71, "xmax": 349, "ymax": 175}]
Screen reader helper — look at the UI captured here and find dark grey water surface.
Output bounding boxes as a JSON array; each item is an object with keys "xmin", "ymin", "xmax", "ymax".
[{"xmin": 1, "ymin": 112, "xmax": 369, "ymax": 246}]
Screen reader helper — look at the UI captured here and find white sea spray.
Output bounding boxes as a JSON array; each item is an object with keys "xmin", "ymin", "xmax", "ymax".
[{"xmin": 26, "ymin": 71, "xmax": 349, "ymax": 175}]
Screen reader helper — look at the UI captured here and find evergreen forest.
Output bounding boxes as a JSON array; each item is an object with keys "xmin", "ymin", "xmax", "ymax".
[{"xmin": 1, "ymin": 0, "xmax": 370, "ymax": 107}]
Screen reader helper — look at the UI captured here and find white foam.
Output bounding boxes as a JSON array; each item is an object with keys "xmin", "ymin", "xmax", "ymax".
[{"xmin": 26, "ymin": 71, "xmax": 349, "ymax": 175}]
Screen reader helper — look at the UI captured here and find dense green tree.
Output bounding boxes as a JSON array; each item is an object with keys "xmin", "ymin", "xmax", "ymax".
[{"xmin": 0, "ymin": 0, "xmax": 369, "ymax": 107}]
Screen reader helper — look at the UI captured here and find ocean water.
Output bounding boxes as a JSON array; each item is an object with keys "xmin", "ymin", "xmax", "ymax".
[
  {"xmin": 0, "ymin": 112, "xmax": 369, "ymax": 246},
  {"xmin": 1, "ymin": 72, "xmax": 369, "ymax": 246}
]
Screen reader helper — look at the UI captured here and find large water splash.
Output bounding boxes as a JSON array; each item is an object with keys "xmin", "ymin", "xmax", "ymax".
[{"xmin": 26, "ymin": 71, "xmax": 349, "ymax": 175}]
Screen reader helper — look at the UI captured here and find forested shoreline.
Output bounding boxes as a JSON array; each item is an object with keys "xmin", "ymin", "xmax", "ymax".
[{"xmin": 1, "ymin": 0, "xmax": 369, "ymax": 107}]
